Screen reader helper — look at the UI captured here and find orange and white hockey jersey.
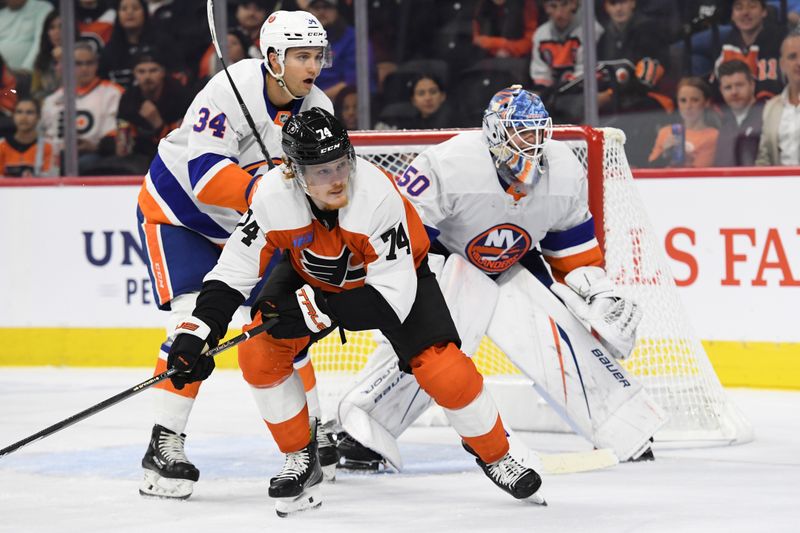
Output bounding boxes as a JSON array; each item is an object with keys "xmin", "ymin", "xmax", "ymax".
[
  {"xmin": 137, "ymin": 59, "xmax": 333, "ymax": 245},
  {"xmin": 41, "ymin": 77, "xmax": 123, "ymax": 150},
  {"xmin": 0, "ymin": 136, "xmax": 54, "ymax": 177},
  {"xmin": 398, "ymin": 131, "xmax": 602, "ymax": 280},
  {"xmin": 205, "ymin": 157, "xmax": 430, "ymax": 323}
]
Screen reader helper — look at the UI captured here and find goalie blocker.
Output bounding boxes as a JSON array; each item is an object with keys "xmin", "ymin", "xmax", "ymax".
[{"xmin": 338, "ymin": 254, "xmax": 667, "ymax": 468}]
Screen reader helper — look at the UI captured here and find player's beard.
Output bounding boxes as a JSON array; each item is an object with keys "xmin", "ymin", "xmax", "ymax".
[
  {"xmin": 312, "ymin": 183, "xmax": 349, "ymax": 211},
  {"xmin": 320, "ymin": 190, "xmax": 349, "ymax": 211}
]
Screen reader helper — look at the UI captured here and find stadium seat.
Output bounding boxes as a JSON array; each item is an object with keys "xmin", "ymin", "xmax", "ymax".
[{"xmin": 453, "ymin": 59, "xmax": 528, "ymax": 127}]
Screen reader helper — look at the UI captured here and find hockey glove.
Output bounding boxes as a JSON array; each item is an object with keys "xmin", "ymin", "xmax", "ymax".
[
  {"xmin": 550, "ymin": 266, "xmax": 642, "ymax": 360},
  {"xmin": 167, "ymin": 317, "xmax": 218, "ymax": 390},
  {"xmin": 260, "ymin": 284, "xmax": 334, "ymax": 339}
]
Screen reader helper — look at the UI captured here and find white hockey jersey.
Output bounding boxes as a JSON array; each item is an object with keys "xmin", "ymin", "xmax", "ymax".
[
  {"xmin": 41, "ymin": 78, "xmax": 123, "ymax": 149},
  {"xmin": 529, "ymin": 19, "xmax": 603, "ymax": 86},
  {"xmin": 205, "ymin": 157, "xmax": 430, "ymax": 322},
  {"xmin": 401, "ymin": 131, "xmax": 602, "ymax": 279},
  {"xmin": 138, "ymin": 58, "xmax": 333, "ymax": 244}
]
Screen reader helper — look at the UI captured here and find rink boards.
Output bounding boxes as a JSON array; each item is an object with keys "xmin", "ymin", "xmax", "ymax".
[{"xmin": 0, "ymin": 168, "xmax": 798, "ymax": 389}]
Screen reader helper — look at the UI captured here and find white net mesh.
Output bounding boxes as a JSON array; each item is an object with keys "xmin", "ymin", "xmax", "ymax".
[
  {"xmin": 308, "ymin": 127, "xmax": 752, "ymax": 445},
  {"xmin": 599, "ymin": 129, "xmax": 751, "ymax": 443}
]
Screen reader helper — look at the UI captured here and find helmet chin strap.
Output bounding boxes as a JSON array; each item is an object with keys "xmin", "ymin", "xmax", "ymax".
[{"xmin": 265, "ymin": 60, "xmax": 303, "ymax": 101}]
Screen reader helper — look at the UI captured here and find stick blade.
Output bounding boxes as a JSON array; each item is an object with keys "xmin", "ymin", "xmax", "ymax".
[{"xmin": 539, "ymin": 448, "xmax": 619, "ymax": 475}]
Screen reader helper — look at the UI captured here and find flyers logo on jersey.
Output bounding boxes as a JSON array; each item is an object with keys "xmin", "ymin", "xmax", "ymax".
[
  {"xmin": 539, "ymin": 38, "xmax": 581, "ymax": 70},
  {"xmin": 301, "ymin": 245, "xmax": 366, "ymax": 287},
  {"xmin": 466, "ymin": 224, "xmax": 531, "ymax": 273}
]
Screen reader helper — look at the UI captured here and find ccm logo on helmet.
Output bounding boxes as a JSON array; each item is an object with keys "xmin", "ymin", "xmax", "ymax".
[
  {"xmin": 320, "ymin": 142, "xmax": 342, "ymax": 154},
  {"xmin": 465, "ymin": 223, "xmax": 531, "ymax": 273}
]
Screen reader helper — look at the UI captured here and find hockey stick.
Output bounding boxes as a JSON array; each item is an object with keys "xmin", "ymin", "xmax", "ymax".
[
  {"xmin": 0, "ymin": 318, "xmax": 278, "ymax": 459},
  {"xmin": 539, "ymin": 448, "xmax": 618, "ymax": 475},
  {"xmin": 206, "ymin": 0, "xmax": 274, "ymax": 170}
]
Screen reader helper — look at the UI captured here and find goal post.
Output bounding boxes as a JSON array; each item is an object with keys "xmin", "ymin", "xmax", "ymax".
[{"xmin": 308, "ymin": 126, "xmax": 753, "ymax": 447}]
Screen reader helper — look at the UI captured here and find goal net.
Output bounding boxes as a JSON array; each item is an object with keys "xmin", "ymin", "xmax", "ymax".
[{"xmin": 307, "ymin": 126, "xmax": 752, "ymax": 446}]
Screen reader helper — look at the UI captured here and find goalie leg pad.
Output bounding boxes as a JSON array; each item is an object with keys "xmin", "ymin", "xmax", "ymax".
[
  {"xmin": 435, "ymin": 253, "xmax": 500, "ymax": 355},
  {"xmin": 338, "ymin": 339, "xmax": 432, "ymax": 471},
  {"xmin": 490, "ymin": 265, "xmax": 667, "ymax": 461}
]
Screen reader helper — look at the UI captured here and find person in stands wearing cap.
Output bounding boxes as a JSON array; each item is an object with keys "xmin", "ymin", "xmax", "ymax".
[
  {"xmin": 115, "ymin": 51, "xmax": 192, "ymax": 173},
  {"xmin": 712, "ymin": 0, "xmax": 787, "ymax": 101}
]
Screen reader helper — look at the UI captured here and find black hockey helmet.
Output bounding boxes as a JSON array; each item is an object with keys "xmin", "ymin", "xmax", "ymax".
[{"xmin": 282, "ymin": 107, "xmax": 354, "ymax": 167}]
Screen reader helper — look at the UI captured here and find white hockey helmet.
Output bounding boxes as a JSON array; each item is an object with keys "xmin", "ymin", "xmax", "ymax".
[
  {"xmin": 260, "ymin": 10, "xmax": 330, "ymax": 81},
  {"xmin": 482, "ymin": 85, "xmax": 553, "ymax": 185}
]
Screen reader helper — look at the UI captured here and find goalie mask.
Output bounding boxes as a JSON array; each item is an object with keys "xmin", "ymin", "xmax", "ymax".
[
  {"xmin": 482, "ymin": 85, "xmax": 553, "ymax": 185},
  {"xmin": 282, "ymin": 107, "xmax": 355, "ymax": 193},
  {"xmin": 260, "ymin": 11, "xmax": 331, "ymax": 98}
]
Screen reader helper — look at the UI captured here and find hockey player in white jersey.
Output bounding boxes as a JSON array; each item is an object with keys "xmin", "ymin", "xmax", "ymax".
[
  {"xmin": 337, "ymin": 85, "xmax": 667, "ymax": 472},
  {"xmin": 164, "ymin": 107, "xmax": 545, "ymax": 515},
  {"xmin": 135, "ymin": 10, "xmax": 339, "ymax": 500}
]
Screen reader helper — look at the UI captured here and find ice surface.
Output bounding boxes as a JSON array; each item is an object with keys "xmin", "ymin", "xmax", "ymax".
[{"xmin": 1, "ymin": 368, "xmax": 797, "ymax": 533}]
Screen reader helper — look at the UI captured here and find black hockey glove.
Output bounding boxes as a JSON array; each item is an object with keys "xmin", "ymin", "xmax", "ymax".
[
  {"xmin": 260, "ymin": 284, "xmax": 334, "ymax": 339},
  {"xmin": 167, "ymin": 317, "xmax": 219, "ymax": 390}
]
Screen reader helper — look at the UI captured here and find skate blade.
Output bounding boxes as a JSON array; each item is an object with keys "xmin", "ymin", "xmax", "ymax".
[
  {"xmin": 337, "ymin": 458, "xmax": 384, "ymax": 472},
  {"xmin": 322, "ymin": 463, "xmax": 337, "ymax": 483},
  {"xmin": 139, "ymin": 469, "xmax": 194, "ymax": 500},
  {"xmin": 274, "ymin": 485, "xmax": 323, "ymax": 517},
  {"xmin": 526, "ymin": 491, "xmax": 547, "ymax": 506}
]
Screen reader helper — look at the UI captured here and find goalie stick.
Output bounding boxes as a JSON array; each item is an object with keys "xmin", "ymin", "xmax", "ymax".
[
  {"xmin": 538, "ymin": 448, "xmax": 618, "ymax": 475},
  {"xmin": 206, "ymin": 0, "xmax": 274, "ymax": 170},
  {"xmin": 0, "ymin": 318, "xmax": 278, "ymax": 459}
]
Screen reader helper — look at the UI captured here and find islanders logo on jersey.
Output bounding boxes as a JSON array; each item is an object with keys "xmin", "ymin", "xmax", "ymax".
[{"xmin": 465, "ymin": 224, "xmax": 532, "ymax": 274}]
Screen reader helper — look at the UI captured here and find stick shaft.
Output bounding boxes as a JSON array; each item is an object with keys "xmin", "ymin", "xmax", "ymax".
[
  {"xmin": 206, "ymin": 0, "xmax": 274, "ymax": 169},
  {"xmin": 0, "ymin": 319, "xmax": 276, "ymax": 458}
]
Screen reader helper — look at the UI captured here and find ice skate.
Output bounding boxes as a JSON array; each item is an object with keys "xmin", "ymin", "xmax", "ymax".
[
  {"xmin": 317, "ymin": 422, "xmax": 340, "ymax": 481},
  {"xmin": 336, "ymin": 431, "xmax": 386, "ymax": 471},
  {"xmin": 139, "ymin": 424, "xmax": 199, "ymax": 500},
  {"xmin": 464, "ymin": 441, "xmax": 546, "ymax": 505},
  {"xmin": 269, "ymin": 419, "xmax": 324, "ymax": 517}
]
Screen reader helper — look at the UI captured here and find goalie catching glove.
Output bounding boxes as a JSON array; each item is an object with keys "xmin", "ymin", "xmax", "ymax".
[
  {"xmin": 260, "ymin": 284, "xmax": 334, "ymax": 339},
  {"xmin": 550, "ymin": 266, "xmax": 642, "ymax": 359},
  {"xmin": 167, "ymin": 317, "xmax": 219, "ymax": 389}
]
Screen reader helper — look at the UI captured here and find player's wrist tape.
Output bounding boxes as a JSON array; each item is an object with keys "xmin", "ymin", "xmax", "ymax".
[{"xmin": 174, "ymin": 317, "xmax": 212, "ymax": 341}]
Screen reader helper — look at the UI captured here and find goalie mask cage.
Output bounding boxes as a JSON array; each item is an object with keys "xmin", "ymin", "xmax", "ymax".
[{"xmin": 307, "ymin": 126, "xmax": 752, "ymax": 447}]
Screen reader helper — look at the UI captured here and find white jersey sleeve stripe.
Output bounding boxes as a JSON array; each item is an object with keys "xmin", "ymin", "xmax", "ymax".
[
  {"xmin": 187, "ymin": 153, "xmax": 237, "ymax": 188},
  {"xmin": 191, "ymin": 157, "xmax": 236, "ymax": 197},
  {"xmin": 541, "ymin": 237, "xmax": 599, "ymax": 259},
  {"xmin": 149, "ymin": 153, "xmax": 231, "ymax": 240}
]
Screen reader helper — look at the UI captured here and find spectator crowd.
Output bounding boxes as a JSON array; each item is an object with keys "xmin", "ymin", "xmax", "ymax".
[{"xmin": 1, "ymin": 0, "xmax": 799, "ymax": 176}]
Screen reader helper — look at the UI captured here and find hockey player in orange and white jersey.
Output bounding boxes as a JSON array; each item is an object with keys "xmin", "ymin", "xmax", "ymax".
[
  {"xmin": 165, "ymin": 107, "xmax": 545, "ymax": 516},
  {"xmin": 335, "ymin": 85, "xmax": 667, "ymax": 472},
  {"xmin": 136, "ymin": 10, "xmax": 339, "ymax": 500}
]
